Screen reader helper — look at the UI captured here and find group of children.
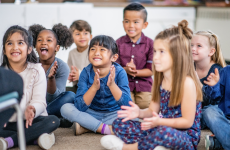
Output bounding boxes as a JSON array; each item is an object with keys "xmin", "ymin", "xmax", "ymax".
[{"xmin": 0, "ymin": 2, "xmax": 229, "ymax": 150}]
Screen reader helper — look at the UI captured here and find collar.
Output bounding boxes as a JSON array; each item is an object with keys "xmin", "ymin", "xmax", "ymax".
[{"xmin": 124, "ymin": 32, "xmax": 147, "ymax": 44}]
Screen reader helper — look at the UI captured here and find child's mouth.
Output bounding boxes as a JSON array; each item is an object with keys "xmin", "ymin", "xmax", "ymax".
[
  {"xmin": 11, "ymin": 52, "xmax": 20, "ymax": 56},
  {"xmin": 40, "ymin": 48, "xmax": 48, "ymax": 55}
]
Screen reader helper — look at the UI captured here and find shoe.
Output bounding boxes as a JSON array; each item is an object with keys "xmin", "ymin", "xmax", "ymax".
[
  {"xmin": 205, "ymin": 135, "xmax": 223, "ymax": 150},
  {"xmin": 0, "ymin": 138, "xmax": 7, "ymax": 150},
  {"xmin": 73, "ymin": 122, "xmax": 91, "ymax": 135},
  {"xmin": 59, "ymin": 118, "xmax": 73, "ymax": 128},
  {"xmin": 38, "ymin": 133, "xmax": 55, "ymax": 150},
  {"xmin": 154, "ymin": 146, "xmax": 171, "ymax": 150},
  {"xmin": 100, "ymin": 135, "xmax": 124, "ymax": 150}
]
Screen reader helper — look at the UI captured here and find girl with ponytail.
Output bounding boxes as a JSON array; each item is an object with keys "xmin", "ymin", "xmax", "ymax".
[
  {"xmin": 29, "ymin": 24, "xmax": 75, "ymax": 127},
  {"xmin": 101, "ymin": 20, "xmax": 202, "ymax": 150},
  {"xmin": 191, "ymin": 30, "xmax": 226, "ymax": 129}
]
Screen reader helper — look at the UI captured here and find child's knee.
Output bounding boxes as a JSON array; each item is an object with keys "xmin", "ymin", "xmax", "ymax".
[{"xmin": 49, "ymin": 115, "xmax": 60, "ymax": 130}]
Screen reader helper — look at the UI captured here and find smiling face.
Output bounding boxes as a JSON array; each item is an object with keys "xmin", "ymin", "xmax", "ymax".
[
  {"xmin": 153, "ymin": 39, "xmax": 173, "ymax": 73},
  {"xmin": 4, "ymin": 32, "xmax": 31, "ymax": 65},
  {"xmin": 191, "ymin": 35, "xmax": 215, "ymax": 63},
  {"xmin": 72, "ymin": 29, "xmax": 92, "ymax": 50},
  {"xmin": 88, "ymin": 45, "xmax": 117, "ymax": 68},
  {"xmin": 35, "ymin": 30, "xmax": 60, "ymax": 62},
  {"xmin": 123, "ymin": 10, "xmax": 148, "ymax": 43}
]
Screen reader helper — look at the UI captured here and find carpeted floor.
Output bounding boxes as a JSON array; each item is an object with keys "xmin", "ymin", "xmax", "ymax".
[{"xmin": 11, "ymin": 127, "xmax": 212, "ymax": 150}]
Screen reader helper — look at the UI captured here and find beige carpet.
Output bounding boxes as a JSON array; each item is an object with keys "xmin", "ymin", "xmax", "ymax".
[{"xmin": 11, "ymin": 127, "xmax": 212, "ymax": 150}]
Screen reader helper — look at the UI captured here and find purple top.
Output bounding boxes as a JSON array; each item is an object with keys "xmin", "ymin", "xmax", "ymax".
[{"xmin": 116, "ymin": 32, "xmax": 153, "ymax": 92}]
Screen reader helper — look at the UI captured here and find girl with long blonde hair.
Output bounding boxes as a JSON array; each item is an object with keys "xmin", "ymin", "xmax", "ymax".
[{"xmin": 100, "ymin": 20, "xmax": 202, "ymax": 150}]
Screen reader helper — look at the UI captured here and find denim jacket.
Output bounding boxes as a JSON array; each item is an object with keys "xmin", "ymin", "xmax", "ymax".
[
  {"xmin": 74, "ymin": 62, "xmax": 132, "ymax": 112},
  {"xmin": 203, "ymin": 65, "xmax": 230, "ymax": 119}
]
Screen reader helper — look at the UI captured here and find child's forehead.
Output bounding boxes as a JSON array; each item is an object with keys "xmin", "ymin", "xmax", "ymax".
[
  {"xmin": 38, "ymin": 30, "xmax": 55, "ymax": 38},
  {"xmin": 73, "ymin": 29, "xmax": 90, "ymax": 33},
  {"xmin": 7, "ymin": 32, "xmax": 24, "ymax": 41},
  {"xmin": 124, "ymin": 10, "xmax": 145, "ymax": 20}
]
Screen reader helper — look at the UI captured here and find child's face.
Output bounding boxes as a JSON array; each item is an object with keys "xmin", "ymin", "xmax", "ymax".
[
  {"xmin": 123, "ymin": 11, "xmax": 148, "ymax": 42},
  {"xmin": 4, "ymin": 32, "xmax": 31, "ymax": 65},
  {"xmin": 191, "ymin": 35, "xmax": 215, "ymax": 63},
  {"xmin": 35, "ymin": 30, "xmax": 60, "ymax": 61},
  {"xmin": 72, "ymin": 29, "xmax": 92, "ymax": 49},
  {"xmin": 88, "ymin": 45, "xmax": 117, "ymax": 68},
  {"xmin": 153, "ymin": 39, "xmax": 173, "ymax": 73}
]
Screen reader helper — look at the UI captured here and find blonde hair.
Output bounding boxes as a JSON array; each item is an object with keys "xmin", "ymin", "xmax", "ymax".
[
  {"xmin": 152, "ymin": 20, "xmax": 203, "ymax": 106},
  {"xmin": 194, "ymin": 31, "xmax": 226, "ymax": 67}
]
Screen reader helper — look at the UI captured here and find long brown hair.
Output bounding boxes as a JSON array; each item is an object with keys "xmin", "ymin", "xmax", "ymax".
[
  {"xmin": 152, "ymin": 20, "xmax": 203, "ymax": 106},
  {"xmin": 194, "ymin": 31, "xmax": 226, "ymax": 67}
]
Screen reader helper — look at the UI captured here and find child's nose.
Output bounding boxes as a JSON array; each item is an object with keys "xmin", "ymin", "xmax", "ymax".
[{"xmin": 13, "ymin": 44, "xmax": 19, "ymax": 50}]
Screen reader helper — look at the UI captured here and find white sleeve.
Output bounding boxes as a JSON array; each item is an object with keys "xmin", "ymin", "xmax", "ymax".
[{"xmin": 29, "ymin": 66, "xmax": 47, "ymax": 118}]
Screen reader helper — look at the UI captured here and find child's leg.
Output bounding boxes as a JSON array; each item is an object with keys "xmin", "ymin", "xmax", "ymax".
[
  {"xmin": 203, "ymin": 105, "xmax": 230, "ymax": 149},
  {"xmin": 130, "ymin": 91, "xmax": 136, "ymax": 104},
  {"xmin": 1, "ymin": 115, "xmax": 59, "ymax": 148},
  {"xmin": 47, "ymin": 91, "xmax": 75, "ymax": 117},
  {"xmin": 135, "ymin": 92, "xmax": 151, "ymax": 109},
  {"xmin": 112, "ymin": 118, "xmax": 151, "ymax": 144},
  {"xmin": 61, "ymin": 103, "xmax": 104, "ymax": 132}
]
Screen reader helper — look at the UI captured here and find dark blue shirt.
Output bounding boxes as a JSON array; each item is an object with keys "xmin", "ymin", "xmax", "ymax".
[
  {"xmin": 203, "ymin": 65, "xmax": 230, "ymax": 119},
  {"xmin": 201, "ymin": 64, "xmax": 222, "ymax": 107},
  {"xmin": 74, "ymin": 62, "xmax": 132, "ymax": 112}
]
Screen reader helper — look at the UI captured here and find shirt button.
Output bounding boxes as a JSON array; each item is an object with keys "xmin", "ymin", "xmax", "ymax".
[
  {"xmin": 136, "ymin": 81, "xmax": 138, "ymax": 83},
  {"xmin": 132, "ymin": 44, "xmax": 135, "ymax": 47}
]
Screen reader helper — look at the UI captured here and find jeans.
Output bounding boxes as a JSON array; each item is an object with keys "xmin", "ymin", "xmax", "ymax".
[
  {"xmin": 47, "ymin": 91, "xmax": 75, "ymax": 117},
  {"xmin": 203, "ymin": 105, "xmax": 230, "ymax": 150},
  {"xmin": 60, "ymin": 103, "xmax": 118, "ymax": 132},
  {"xmin": 200, "ymin": 104, "xmax": 217, "ymax": 129}
]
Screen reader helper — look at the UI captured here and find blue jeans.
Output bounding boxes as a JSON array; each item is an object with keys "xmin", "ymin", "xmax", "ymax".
[
  {"xmin": 200, "ymin": 104, "xmax": 217, "ymax": 129},
  {"xmin": 203, "ymin": 105, "xmax": 230, "ymax": 150},
  {"xmin": 60, "ymin": 103, "xmax": 118, "ymax": 132},
  {"xmin": 47, "ymin": 91, "xmax": 75, "ymax": 117}
]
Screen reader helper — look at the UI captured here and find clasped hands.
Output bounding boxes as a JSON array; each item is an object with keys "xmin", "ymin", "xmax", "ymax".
[
  {"xmin": 125, "ymin": 59, "xmax": 138, "ymax": 77},
  {"xmin": 118, "ymin": 101, "xmax": 160, "ymax": 130}
]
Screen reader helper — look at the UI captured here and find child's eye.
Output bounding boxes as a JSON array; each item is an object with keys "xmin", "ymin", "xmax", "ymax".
[
  {"xmin": 153, "ymin": 50, "xmax": 156, "ymax": 53},
  {"xmin": 125, "ymin": 21, "xmax": 129, "ymax": 23},
  {"xmin": 7, "ymin": 42, "xmax": 12, "ymax": 45},
  {"xmin": 48, "ymin": 39, "xmax": 52, "ymax": 42},
  {"xmin": 101, "ymin": 49, "xmax": 106, "ymax": 51},
  {"xmin": 191, "ymin": 44, "xmax": 193, "ymax": 47},
  {"xmin": 19, "ymin": 42, "xmax": 23, "ymax": 45},
  {"xmin": 161, "ymin": 50, "xmax": 164, "ymax": 53},
  {"xmin": 90, "ymin": 48, "xmax": 95, "ymax": 51},
  {"xmin": 84, "ymin": 33, "xmax": 88, "ymax": 35},
  {"xmin": 198, "ymin": 45, "xmax": 201, "ymax": 47},
  {"xmin": 76, "ymin": 34, "xmax": 79, "ymax": 36},
  {"xmin": 135, "ymin": 21, "xmax": 138, "ymax": 23}
]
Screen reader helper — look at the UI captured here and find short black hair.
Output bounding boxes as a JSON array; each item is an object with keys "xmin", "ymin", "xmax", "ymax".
[
  {"xmin": 123, "ymin": 3, "xmax": 147, "ymax": 22},
  {"xmin": 89, "ymin": 35, "xmax": 118, "ymax": 56},
  {"xmin": 70, "ymin": 20, "xmax": 92, "ymax": 34}
]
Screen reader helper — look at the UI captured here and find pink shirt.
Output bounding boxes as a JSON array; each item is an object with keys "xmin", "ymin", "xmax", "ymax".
[{"xmin": 116, "ymin": 33, "xmax": 153, "ymax": 92}]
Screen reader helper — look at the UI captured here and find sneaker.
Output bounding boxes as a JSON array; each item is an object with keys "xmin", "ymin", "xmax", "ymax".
[
  {"xmin": 205, "ymin": 135, "xmax": 223, "ymax": 150},
  {"xmin": 0, "ymin": 138, "xmax": 7, "ymax": 150},
  {"xmin": 154, "ymin": 146, "xmax": 171, "ymax": 150},
  {"xmin": 73, "ymin": 122, "xmax": 91, "ymax": 135},
  {"xmin": 59, "ymin": 118, "xmax": 73, "ymax": 128},
  {"xmin": 100, "ymin": 135, "xmax": 124, "ymax": 150},
  {"xmin": 38, "ymin": 133, "xmax": 55, "ymax": 150}
]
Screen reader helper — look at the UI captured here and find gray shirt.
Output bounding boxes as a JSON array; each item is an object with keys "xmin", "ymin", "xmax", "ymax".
[{"xmin": 45, "ymin": 57, "xmax": 70, "ymax": 103}]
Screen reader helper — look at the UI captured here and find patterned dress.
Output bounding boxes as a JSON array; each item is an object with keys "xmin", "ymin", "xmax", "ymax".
[{"xmin": 112, "ymin": 87, "xmax": 201, "ymax": 150}]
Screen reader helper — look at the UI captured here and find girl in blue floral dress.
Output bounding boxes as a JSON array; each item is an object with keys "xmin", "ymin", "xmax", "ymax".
[{"xmin": 101, "ymin": 20, "xmax": 203, "ymax": 150}]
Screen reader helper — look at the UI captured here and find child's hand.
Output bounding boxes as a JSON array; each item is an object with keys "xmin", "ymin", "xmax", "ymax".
[
  {"xmin": 48, "ymin": 61, "xmax": 58, "ymax": 79},
  {"xmin": 25, "ymin": 105, "xmax": 35, "ymax": 128},
  {"xmin": 92, "ymin": 69, "xmax": 100, "ymax": 90},
  {"xmin": 125, "ymin": 59, "xmax": 138, "ymax": 77},
  {"xmin": 71, "ymin": 66, "xmax": 79, "ymax": 82},
  {"xmin": 68, "ymin": 73, "xmax": 73, "ymax": 82},
  {"xmin": 141, "ymin": 112, "xmax": 159, "ymax": 130},
  {"xmin": 204, "ymin": 68, "xmax": 220, "ymax": 86},
  {"xmin": 117, "ymin": 101, "xmax": 140, "ymax": 122},
  {"xmin": 107, "ymin": 65, "xmax": 116, "ymax": 87}
]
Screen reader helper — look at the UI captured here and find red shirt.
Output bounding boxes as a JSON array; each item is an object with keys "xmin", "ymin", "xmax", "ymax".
[{"xmin": 116, "ymin": 33, "xmax": 153, "ymax": 92}]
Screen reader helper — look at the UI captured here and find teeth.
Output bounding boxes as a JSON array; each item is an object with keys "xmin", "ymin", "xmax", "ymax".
[
  {"xmin": 41, "ymin": 48, "xmax": 47, "ymax": 50},
  {"xmin": 12, "ymin": 53, "xmax": 20, "ymax": 56},
  {"xmin": 94, "ymin": 59, "xmax": 101, "ymax": 61}
]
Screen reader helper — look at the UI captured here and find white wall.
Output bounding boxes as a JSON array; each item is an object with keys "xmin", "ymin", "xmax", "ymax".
[{"xmin": 0, "ymin": 3, "xmax": 196, "ymax": 63}]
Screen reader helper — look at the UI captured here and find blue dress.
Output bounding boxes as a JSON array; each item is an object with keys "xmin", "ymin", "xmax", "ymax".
[{"xmin": 112, "ymin": 87, "xmax": 201, "ymax": 150}]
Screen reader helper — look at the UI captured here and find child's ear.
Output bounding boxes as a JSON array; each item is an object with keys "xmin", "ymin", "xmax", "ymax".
[
  {"xmin": 209, "ymin": 47, "xmax": 216, "ymax": 57},
  {"xmin": 90, "ymin": 34, "xmax": 93, "ymax": 40},
  {"xmin": 28, "ymin": 47, "xmax": 32, "ymax": 54},
  {"xmin": 55, "ymin": 45, "xmax": 60, "ymax": 53},
  {"xmin": 143, "ymin": 21, "xmax": 148, "ymax": 29},
  {"xmin": 111, "ymin": 54, "xmax": 119, "ymax": 62}
]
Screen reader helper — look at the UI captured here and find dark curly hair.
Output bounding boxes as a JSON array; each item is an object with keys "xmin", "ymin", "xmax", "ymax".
[
  {"xmin": 1, "ymin": 25, "xmax": 37, "ymax": 69},
  {"xmin": 29, "ymin": 23, "xmax": 73, "ymax": 50}
]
